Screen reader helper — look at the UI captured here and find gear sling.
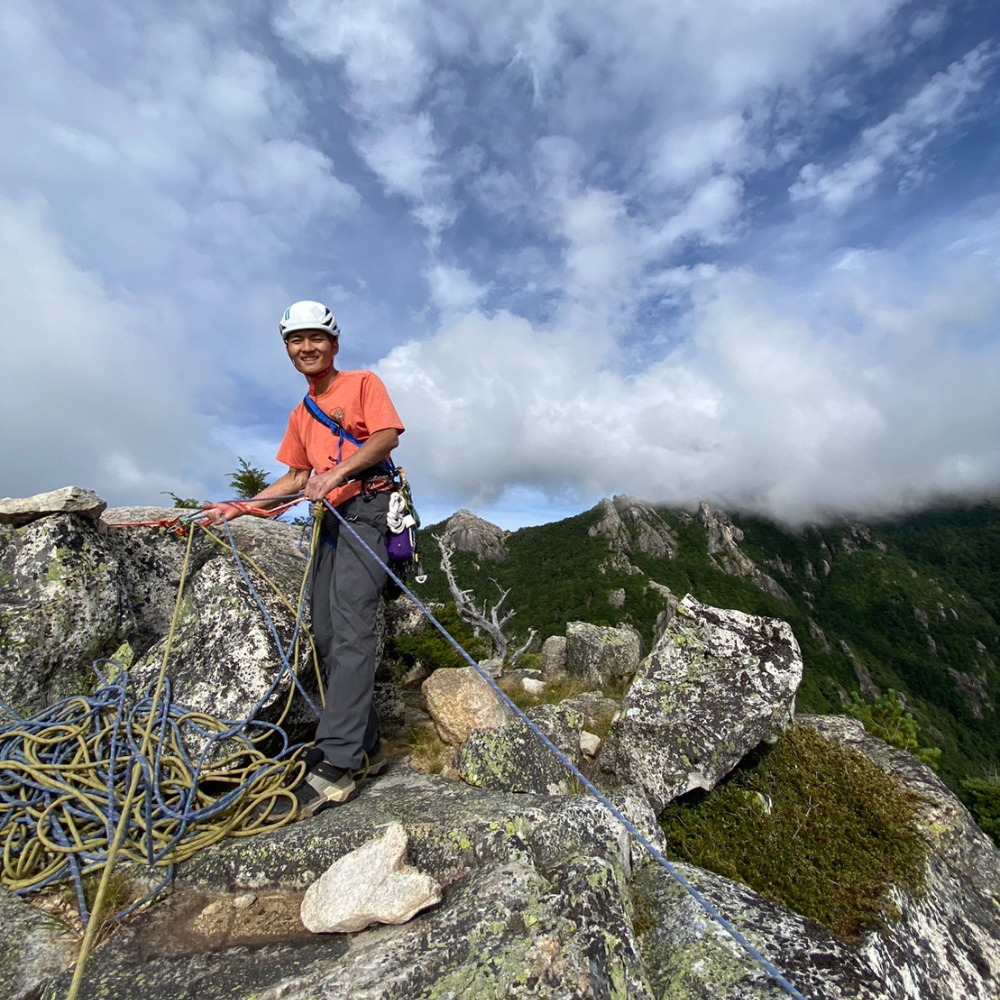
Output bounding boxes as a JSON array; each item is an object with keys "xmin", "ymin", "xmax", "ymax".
[{"xmin": 302, "ymin": 395, "xmax": 424, "ymax": 583}]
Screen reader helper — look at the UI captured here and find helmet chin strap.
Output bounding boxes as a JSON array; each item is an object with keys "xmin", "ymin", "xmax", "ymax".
[{"xmin": 309, "ymin": 365, "xmax": 335, "ymax": 393}]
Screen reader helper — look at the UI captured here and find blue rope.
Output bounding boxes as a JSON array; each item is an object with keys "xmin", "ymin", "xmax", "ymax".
[
  {"xmin": 322, "ymin": 498, "xmax": 810, "ymax": 1000},
  {"xmin": 0, "ymin": 517, "xmax": 322, "ymax": 929},
  {"xmin": 0, "ymin": 669, "xmax": 297, "ymax": 924}
]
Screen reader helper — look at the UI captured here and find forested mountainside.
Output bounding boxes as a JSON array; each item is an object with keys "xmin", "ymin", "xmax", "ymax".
[{"xmin": 417, "ymin": 498, "xmax": 1000, "ymax": 790}]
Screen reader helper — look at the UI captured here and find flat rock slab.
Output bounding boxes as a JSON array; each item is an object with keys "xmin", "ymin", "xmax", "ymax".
[
  {"xmin": 0, "ymin": 486, "xmax": 106, "ymax": 526},
  {"xmin": 176, "ymin": 767, "xmax": 659, "ymax": 893},
  {"xmin": 44, "ymin": 855, "xmax": 649, "ymax": 1000}
]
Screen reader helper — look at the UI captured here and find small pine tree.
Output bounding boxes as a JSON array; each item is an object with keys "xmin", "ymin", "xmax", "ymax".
[
  {"xmin": 847, "ymin": 689, "xmax": 942, "ymax": 770},
  {"xmin": 162, "ymin": 492, "xmax": 201, "ymax": 509},
  {"xmin": 228, "ymin": 458, "xmax": 270, "ymax": 500}
]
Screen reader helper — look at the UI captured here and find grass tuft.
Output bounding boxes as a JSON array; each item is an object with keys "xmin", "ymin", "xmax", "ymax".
[
  {"xmin": 497, "ymin": 673, "xmax": 612, "ymax": 712},
  {"xmin": 406, "ymin": 722, "xmax": 453, "ymax": 775}
]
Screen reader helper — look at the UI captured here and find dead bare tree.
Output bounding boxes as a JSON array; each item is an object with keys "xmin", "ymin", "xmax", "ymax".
[{"xmin": 434, "ymin": 534, "xmax": 536, "ymax": 670}]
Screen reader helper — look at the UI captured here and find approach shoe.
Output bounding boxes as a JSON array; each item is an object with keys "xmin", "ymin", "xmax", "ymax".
[
  {"xmin": 353, "ymin": 741, "xmax": 388, "ymax": 782},
  {"xmin": 284, "ymin": 759, "xmax": 358, "ymax": 821}
]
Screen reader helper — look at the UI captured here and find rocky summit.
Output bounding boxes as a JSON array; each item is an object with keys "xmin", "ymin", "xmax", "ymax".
[{"xmin": 2, "ymin": 489, "xmax": 999, "ymax": 1000}]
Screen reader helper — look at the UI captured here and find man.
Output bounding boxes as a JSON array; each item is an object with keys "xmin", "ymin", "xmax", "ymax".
[{"xmin": 205, "ymin": 300, "xmax": 404, "ymax": 818}]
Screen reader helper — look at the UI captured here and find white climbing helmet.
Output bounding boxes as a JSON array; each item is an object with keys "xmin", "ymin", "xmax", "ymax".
[{"xmin": 279, "ymin": 300, "xmax": 340, "ymax": 341}]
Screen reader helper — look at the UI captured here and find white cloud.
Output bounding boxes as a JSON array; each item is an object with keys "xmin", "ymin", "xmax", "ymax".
[
  {"xmin": 791, "ymin": 42, "xmax": 996, "ymax": 211},
  {"xmin": 649, "ymin": 115, "xmax": 751, "ymax": 189},
  {"xmin": 426, "ymin": 264, "xmax": 491, "ymax": 313},
  {"xmin": 377, "ymin": 243, "xmax": 1000, "ymax": 525},
  {"xmin": 354, "ymin": 116, "xmax": 439, "ymax": 202},
  {"xmin": 273, "ymin": 0, "xmax": 912, "ymax": 262},
  {"xmin": 0, "ymin": 197, "xmax": 223, "ymax": 503},
  {"xmin": 209, "ymin": 138, "xmax": 359, "ymax": 217}
]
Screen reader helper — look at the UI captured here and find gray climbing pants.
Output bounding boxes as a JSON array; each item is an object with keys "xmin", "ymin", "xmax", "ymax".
[{"xmin": 311, "ymin": 491, "xmax": 389, "ymax": 770}]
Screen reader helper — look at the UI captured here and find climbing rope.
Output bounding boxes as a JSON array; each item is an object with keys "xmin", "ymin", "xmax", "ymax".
[
  {"xmin": 1, "ymin": 490, "xmax": 807, "ymax": 999},
  {"xmin": 0, "ymin": 496, "xmax": 326, "ymax": 1000},
  {"xmin": 319, "ymin": 497, "xmax": 811, "ymax": 1000}
]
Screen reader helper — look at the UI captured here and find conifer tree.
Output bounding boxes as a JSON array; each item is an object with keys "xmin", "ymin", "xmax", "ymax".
[{"xmin": 228, "ymin": 458, "xmax": 270, "ymax": 500}]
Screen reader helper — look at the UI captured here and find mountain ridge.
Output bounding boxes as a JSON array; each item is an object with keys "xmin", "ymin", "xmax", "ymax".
[{"xmin": 422, "ymin": 495, "xmax": 1000, "ymax": 788}]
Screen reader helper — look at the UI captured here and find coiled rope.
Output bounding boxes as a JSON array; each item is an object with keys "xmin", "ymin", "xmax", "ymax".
[
  {"xmin": 319, "ymin": 497, "xmax": 811, "ymax": 1000},
  {"xmin": 0, "ymin": 500, "xmax": 326, "ymax": 1000}
]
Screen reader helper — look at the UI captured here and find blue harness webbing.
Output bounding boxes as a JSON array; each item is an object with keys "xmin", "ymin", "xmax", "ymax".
[{"xmin": 301, "ymin": 394, "xmax": 397, "ymax": 477}]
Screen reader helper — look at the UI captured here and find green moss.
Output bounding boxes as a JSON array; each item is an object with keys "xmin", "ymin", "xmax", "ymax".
[{"xmin": 659, "ymin": 726, "xmax": 927, "ymax": 942}]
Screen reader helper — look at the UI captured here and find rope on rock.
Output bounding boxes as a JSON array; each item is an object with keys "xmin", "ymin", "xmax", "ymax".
[
  {"xmin": 319, "ymin": 497, "xmax": 811, "ymax": 1000},
  {"xmin": 0, "ymin": 497, "xmax": 326, "ymax": 1000}
]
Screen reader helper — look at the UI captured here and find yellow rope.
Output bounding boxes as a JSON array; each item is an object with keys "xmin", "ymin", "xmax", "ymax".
[
  {"xmin": 0, "ymin": 515, "xmax": 323, "ymax": 1000},
  {"xmin": 0, "ymin": 510, "xmax": 330, "ymax": 997}
]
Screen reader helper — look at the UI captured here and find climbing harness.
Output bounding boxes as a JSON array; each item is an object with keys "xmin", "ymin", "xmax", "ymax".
[{"xmin": 302, "ymin": 395, "xmax": 426, "ymax": 584}]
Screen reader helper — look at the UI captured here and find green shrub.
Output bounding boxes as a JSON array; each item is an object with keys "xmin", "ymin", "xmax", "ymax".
[
  {"xmin": 515, "ymin": 652, "xmax": 542, "ymax": 672},
  {"xmin": 847, "ymin": 689, "xmax": 942, "ymax": 770},
  {"xmin": 960, "ymin": 777, "xmax": 1000, "ymax": 845},
  {"xmin": 660, "ymin": 727, "xmax": 927, "ymax": 942},
  {"xmin": 384, "ymin": 604, "xmax": 490, "ymax": 674}
]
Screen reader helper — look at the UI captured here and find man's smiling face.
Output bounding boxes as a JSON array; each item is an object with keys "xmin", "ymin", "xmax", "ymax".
[{"xmin": 285, "ymin": 330, "xmax": 338, "ymax": 378}]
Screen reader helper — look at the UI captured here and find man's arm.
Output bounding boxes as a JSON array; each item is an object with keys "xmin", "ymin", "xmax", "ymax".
[
  {"xmin": 302, "ymin": 428, "xmax": 399, "ymax": 502},
  {"xmin": 204, "ymin": 467, "xmax": 311, "ymax": 524}
]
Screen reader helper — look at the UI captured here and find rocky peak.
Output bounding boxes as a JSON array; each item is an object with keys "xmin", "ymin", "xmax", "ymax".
[
  {"xmin": 695, "ymin": 502, "xmax": 791, "ymax": 602},
  {"xmin": 588, "ymin": 495, "xmax": 679, "ymax": 560},
  {"xmin": 438, "ymin": 509, "xmax": 506, "ymax": 563}
]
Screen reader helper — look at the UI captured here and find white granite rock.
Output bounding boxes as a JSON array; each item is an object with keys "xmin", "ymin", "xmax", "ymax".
[
  {"xmin": 598, "ymin": 594, "xmax": 802, "ymax": 812},
  {"xmin": 300, "ymin": 823, "xmax": 442, "ymax": 934}
]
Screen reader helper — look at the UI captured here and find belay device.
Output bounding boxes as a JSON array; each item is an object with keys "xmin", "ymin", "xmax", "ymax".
[{"xmin": 302, "ymin": 395, "xmax": 426, "ymax": 584}]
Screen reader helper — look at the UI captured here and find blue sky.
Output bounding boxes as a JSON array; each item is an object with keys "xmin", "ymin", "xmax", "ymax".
[{"xmin": 1, "ymin": 0, "xmax": 998, "ymax": 529}]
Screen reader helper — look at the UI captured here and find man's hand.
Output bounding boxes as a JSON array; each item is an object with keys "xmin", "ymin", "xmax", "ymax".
[
  {"xmin": 303, "ymin": 467, "xmax": 346, "ymax": 502},
  {"xmin": 202, "ymin": 502, "xmax": 244, "ymax": 526}
]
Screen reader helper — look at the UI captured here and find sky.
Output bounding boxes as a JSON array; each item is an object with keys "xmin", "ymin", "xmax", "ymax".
[{"xmin": 1, "ymin": 0, "xmax": 999, "ymax": 530}]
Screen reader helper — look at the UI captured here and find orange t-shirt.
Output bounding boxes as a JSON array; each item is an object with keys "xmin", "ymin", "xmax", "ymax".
[{"xmin": 276, "ymin": 370, "xmax": 405, "ymax": 508}]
